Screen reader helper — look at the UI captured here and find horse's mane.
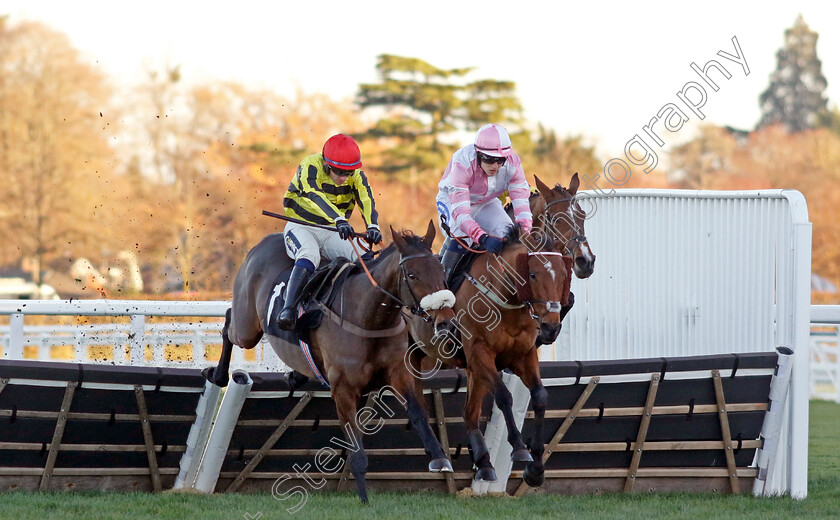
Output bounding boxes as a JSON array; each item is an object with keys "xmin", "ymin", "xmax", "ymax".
[
  {"xmin": 497, "ymin": 224, "xmax": 524, "ymax": 254},
  {"xmin": 529, "ymin": 182, "xmax": 570, "ymax": 201},
  {"xmin": 500, "ymin": 223, "xmax": 556, "ymax": 252}
]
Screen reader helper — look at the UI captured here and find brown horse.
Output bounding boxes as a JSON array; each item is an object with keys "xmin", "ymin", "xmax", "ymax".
[
  {"xmin": 510, "ymin": 173, "xmax": 596, "ymax": 279},
  {"xmin": 407, "ymin": 226, "xmax": 571, "ymax": 486},
  {"xmin": 207, "ymin": 221, "xmax": 457, "ymax": 503}
]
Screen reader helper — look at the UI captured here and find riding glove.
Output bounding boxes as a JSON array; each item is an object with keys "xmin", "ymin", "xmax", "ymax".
[
  {"xmin": 366, "ymin": 226, "xmax": 382, "ymax": 245},
  {"xmin": 479, "ymin": 233, "xmax": 504, "ymax": 253},
  {"xmin": 336, "ymin": 219, "xmax": 354, "ymax": 240}
]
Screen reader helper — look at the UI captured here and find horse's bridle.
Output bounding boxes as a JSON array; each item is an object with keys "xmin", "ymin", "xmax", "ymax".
[
  {"xmin": 521, "ymin": 251, "xmax": 567, "ymax": 320},
  {"xmin": 544, "ymin": 195, "xmax": 588, "ymax": 257},
  {"xmin": 466, "ymin": 251, "xmax": 566, "ymax": 321},
  {"xmin": 330, "ymin": 250, "xmax": 454, "ymax": 336},
  {"xmin": 376, "ymin": 252, "xmax": 454, "ymax": 323}
]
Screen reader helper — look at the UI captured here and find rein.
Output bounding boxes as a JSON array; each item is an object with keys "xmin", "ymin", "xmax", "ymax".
[
  {"xmin": 452, "ymin": 235, "xmax": 488, "ymax": 254},
  {"xmin": 345, "ymin": 240, "xmax": 454, "ymax": 329}
]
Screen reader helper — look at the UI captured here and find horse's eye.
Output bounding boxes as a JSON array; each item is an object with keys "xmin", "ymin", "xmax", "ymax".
[
  {"xmin": 407, "ymin": 273, "xmax": 417, "ymax": 280},
  {"xmin": 529, "ymin": 272, "xmax": 537, "ymax": 279}
]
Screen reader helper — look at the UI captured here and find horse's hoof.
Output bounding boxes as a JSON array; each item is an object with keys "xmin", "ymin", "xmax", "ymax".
[
  {"xmin": 523, "ymin": 463, "xmax": 545, "ymax": 487},
  {"xmin": 474, "ymin": 467, "xmax": 497, "ymax": 482},
  {"xmin": 429, "ymin": 458, "xmax": 454, "ymax": 473},
  {"xmin": 201, "ymin": 366, "xmax": 228, "ymax": 388},
  {"xmin": 511, "ymin": 448, "xmax": 534, "ymax": 462}
]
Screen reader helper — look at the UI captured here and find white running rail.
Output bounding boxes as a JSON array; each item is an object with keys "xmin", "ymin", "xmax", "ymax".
[
  {"xmin": 0, "ymin": 299, "xmax": 284, "ymax": 372},
  {"xmin": 809, "ymin": 305, "xmax": 840, "ymax": 403}
]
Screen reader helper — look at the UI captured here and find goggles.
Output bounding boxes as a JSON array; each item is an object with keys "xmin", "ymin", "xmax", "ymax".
[
  {"xmin": 477, "ymin": 152, "xmax": 507, "ymax": 165},
  {"xmin": 329, "ymin": 166, "xmax": 354, "ymax": 177}
]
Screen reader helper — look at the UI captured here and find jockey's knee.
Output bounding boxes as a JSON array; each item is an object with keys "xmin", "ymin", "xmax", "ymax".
[
  {"xmin": 294, "ymin": 258, "xmax": 316, "ymax": 272},
  {"xmin": 291, "ymin": 253, "xmax": 319, "ymax": 271}
]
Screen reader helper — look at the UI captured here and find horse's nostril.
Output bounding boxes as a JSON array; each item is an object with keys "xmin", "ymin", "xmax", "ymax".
[
  {"xmin": 575, "ymin": 256, "xmax": 588, "ymax": 268},
  {"xmin": 435, "ymin": 321, "xmax": 453, "ymax": 333}
]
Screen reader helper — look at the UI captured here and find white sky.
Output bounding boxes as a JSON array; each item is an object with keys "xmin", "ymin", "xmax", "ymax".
[{"xmin": 5, "ymin": 1, "xmax": 840, "ymax": 160}]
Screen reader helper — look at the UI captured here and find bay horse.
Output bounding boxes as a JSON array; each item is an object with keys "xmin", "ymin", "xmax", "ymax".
[
  {"xmin": 206, "ymin": 221, "xmax": 457, "ymax": 503},
  {"xmin": 406, "ymin": 226, "xmax": 571, "ymax": 487},
  {"xmin": 509, "ymin": 172, "xmax": 596, "ymax": 279}
]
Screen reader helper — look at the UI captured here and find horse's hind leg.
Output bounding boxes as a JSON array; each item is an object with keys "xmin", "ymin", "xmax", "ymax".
[
  {"xmin": 492, "ymin": 371, "xmax": 532, "ymax": 463},
  {"xmin": 509, "ymin": 348, "xmax": 547, "ymax": 487},
  {"xmin": 333, "ymin": 384, "xmax": 369, "ymax": 503},
  {"xmin": 388, "ymin": 367, "xmax": 453, "ymax": 473},
  {"xmin": 202, "ymin": 308, "xmax": 233, "ymax": 387}
]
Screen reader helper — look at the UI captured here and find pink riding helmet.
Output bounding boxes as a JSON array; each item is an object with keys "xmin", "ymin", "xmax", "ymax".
[{"xmin": 474, "ymin": 123, "xmax": 513, "ymax": 158}]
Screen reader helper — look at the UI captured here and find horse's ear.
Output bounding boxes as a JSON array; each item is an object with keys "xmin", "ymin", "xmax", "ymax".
[
  {"xmin": 568, "ymin": 172, "xmax": 580, "ymax": 195},
  {"xmin": 422, "ymin": 220, "xmax": 436, "ymax": 249},
  {"xmin": 390, "ymin": 226, "xmax": 407, "ymax": 250},
  {"xmin": 534, "ymin": 175, "xmax": 553, "ymax": 199}
]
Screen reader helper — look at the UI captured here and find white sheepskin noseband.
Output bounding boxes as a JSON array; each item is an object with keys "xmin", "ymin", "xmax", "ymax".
[{"xmin": 419, "ymin": 290, "xmax": 456, "ymax": 311}]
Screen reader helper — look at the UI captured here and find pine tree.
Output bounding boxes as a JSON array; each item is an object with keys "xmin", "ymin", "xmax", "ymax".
[
  {"xmin": 357, "ymin": 55, "xmax": 524, "ymax": 175},
  {"xmin": 757, "ymin": 15, "xmax": 829, "ymax": 132}
]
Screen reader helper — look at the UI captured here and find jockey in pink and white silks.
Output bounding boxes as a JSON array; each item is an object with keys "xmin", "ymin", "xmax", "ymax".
[{"xmin": 436, "ymin": 124, "xmax": 533, "ymax": 276}]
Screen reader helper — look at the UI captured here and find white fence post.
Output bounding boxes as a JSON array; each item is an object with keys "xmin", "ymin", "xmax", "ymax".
[
  {"xmin": 174, "ymin": 379, "xmax": 224, "ymax": 490},
  {"xmin": 193, "ymin": 370, "xmax": 253, "ymax": 493},
  {"xmin": 8, "ymin": 313, "xmax": 24, "ymax": 360},
  {"xmin": 130, "ymin": 314, "xmax": 146, "ymax": 365}
]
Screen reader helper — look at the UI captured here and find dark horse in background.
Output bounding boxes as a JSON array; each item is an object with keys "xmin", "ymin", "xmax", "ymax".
[
  {"xmin": 407, "ymin": 227, "xmax": 572, "ymax": 488},
  {"xmin": 509, "ymin": 172, "xmax": 596, "ymax": 279},
  {"xmin": 207, "ymin": 221, "xmax": 457, "ymax": 503}
]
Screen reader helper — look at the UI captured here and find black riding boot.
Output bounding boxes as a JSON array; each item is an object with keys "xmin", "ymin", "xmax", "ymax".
[
  {"xmin": 440, "ymin": 241, "xmax": 466, "ymax": 283},
  {"xmin": 277, "ymin": 265, "xmax": 313, "ymax": 331}
]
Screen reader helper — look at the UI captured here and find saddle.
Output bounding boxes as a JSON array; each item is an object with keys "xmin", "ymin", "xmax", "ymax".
[
  {"xmin": 446, "ymin": 251, "xmax": 481, "ymax": 294},
  {"xmin": 264, "ymin": 257, "xmax": 357, "ymax": 342}
]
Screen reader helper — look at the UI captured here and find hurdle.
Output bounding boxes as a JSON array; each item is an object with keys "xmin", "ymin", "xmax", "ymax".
[{"xmin": 0, "ymin": 359, "xmax": 206, "ymax": 491}]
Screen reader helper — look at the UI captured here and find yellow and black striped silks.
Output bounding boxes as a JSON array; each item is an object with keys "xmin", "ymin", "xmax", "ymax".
[{"xmin": 283, "ymin": 153, "xmax": 378, "ymax": 227}]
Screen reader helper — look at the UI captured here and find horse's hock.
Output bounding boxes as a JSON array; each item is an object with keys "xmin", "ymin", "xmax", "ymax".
[{"xmin": 0, "ymin": 351, "xmax": 789, "ymax": 495}]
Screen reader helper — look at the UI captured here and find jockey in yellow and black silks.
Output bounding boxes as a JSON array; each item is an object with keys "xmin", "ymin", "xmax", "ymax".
[{"xmin": 278, "ymin": 134, "xmax": 381, "ymax": 330}]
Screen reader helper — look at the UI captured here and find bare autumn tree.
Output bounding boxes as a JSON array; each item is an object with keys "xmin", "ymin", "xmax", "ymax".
[
  {"xmin": 667, "ymin": 125, "xmax": 738, "ymax": 188},
  {"xmin": 529, "ymin": 125, "xmax": 602, "ymax": 186},
  {"xmin": 0, "ymin": 20, "xmax": 116, "ymax": 288},
  {"xmin": 197, "ymin": 88, "xmax": 365, "ymax": 291},
  {"xmin": 121, "ymin": 73, "xmax": 364, "ymax": 292},
  {"xmin": 121, "ymin": 66, "xmax": 217, "ymax": 293}
]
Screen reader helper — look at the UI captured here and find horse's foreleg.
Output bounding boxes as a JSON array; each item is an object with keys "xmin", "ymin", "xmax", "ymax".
[
  {"xmin": 492, "ymin": 371, "xmax": 532, "ymax": 463},
  {"xmin": 510, "ymin": 349, "xmax": 547, "ymax": 487},
  {"xmin": 389, "ymin": 368, "xmax": 453, "ymax": 473},
  {"xmin": 202, "ymin": 308, "xmax": 233, "ymax": 387},
  {"xmin": 464, "ymin": 369, "xmax": 496, "ymax": 482},
  {"xmin": 333, "ymin": 385, "xmax": 369, "ymax": 503}
]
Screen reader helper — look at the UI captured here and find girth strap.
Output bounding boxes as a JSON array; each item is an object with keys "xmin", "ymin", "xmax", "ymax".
[{"xmin": 317, "ymin": 301, "xmax": 407, "ymax": 338}]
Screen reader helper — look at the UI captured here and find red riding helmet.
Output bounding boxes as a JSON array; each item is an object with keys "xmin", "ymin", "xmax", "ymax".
[{"xmin": 322, "ymin": 134, "xmax": 362, "ymax": 170}]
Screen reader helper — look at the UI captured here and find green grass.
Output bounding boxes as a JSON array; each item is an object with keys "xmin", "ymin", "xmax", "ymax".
[{"xmin": 3, "ymin": 401, "xmax": 839, "ymax": 520}]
